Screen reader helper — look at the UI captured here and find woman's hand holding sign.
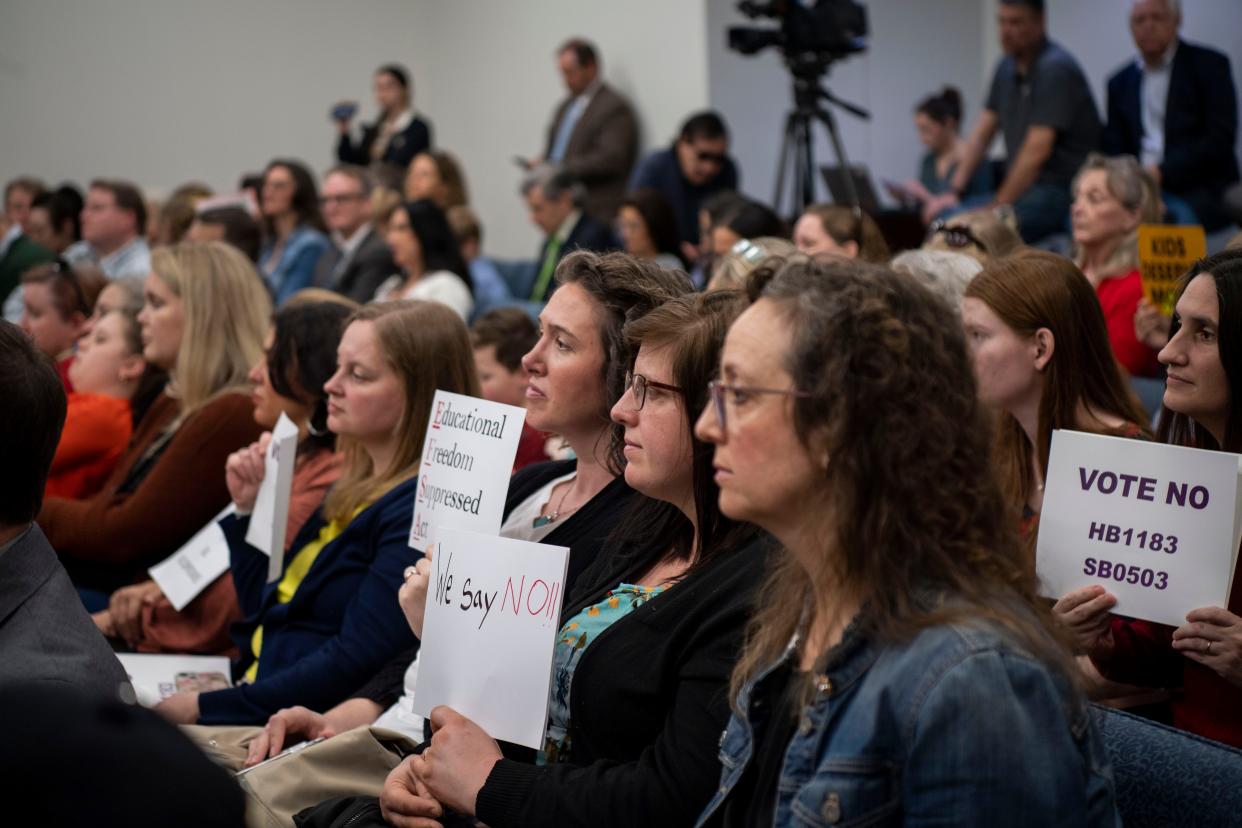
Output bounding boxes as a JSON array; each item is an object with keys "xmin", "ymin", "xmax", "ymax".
[
  {"xmin": 225, "ymin": 432, "xmax": 271, "ymax": 514},
  {"xmin": 1053, "ymin": 585, "xmax": 1118, "ymax": 657},
  {"xmin": 399, "ymin": 543, "xmax": 435, "ymax": 639},
  {"xmin": 1173, "ymin": 606, "xmax": 1242, "ymax": 687}
]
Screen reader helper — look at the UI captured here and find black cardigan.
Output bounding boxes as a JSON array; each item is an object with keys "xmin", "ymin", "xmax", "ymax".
[
  {"xmin": 351, "ymin": 460, "xmax": 636, "ymax": 707},
  {"xmin": 474, "ymin": 533, "xmax": 773, "ymax": 828}
]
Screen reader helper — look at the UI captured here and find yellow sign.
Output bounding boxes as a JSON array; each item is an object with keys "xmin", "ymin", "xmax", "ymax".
[{"xmin": 1138, "ymin": 224, "xmax": 1207, "ymax": 315}]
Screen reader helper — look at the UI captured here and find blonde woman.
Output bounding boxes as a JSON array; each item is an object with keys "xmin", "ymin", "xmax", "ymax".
[{"xmin": 39, "ymin": 241, "xmax": 270, "ymax": 610}]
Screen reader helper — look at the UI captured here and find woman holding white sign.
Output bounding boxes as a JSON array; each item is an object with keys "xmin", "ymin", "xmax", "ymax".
[
  {"xmin": 689, "ymin": 258, "xmax": 1117, "ymax": 825},
  {"xmin": 156, "ymin": 300, "xmax": 481, "ymax": 726},
  {"xmin": 377, "ymin": 289, "xmax": 773, "ymax": 827},
  {"xmin": 1056, "ymin": 248, "xmax": 1242, "ymax": 747}
]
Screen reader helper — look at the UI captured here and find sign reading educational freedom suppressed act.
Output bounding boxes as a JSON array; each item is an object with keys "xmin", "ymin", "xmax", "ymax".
[
  {"xmin": 1036, "ymin": 430, "xmax": 1242, "ymax": 628},
  {"xmin": 413, "ymin": 526, "xmax": 569, "ymax": 749},
  {"xmin": 408, "ymin": 391, "xmax": 527, "ymax": 551}
]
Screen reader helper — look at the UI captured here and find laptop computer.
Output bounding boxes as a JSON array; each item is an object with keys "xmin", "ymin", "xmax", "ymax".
[{"xmin": 820, "ymin": 164, "xmax": 882, "ymax": 214}]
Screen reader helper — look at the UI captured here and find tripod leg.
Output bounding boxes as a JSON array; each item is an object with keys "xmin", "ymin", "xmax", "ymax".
[
  {"xmin": 814, "ymin": 106, "xmax": 862, "ymax": 212},
  {"xmin": 772, "ymin": 112, "xmax": 800, "ymax": 217}
]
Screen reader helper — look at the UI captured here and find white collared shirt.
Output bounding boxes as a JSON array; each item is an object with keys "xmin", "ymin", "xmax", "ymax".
[{"xmin": 1139, "ymin": 41, "xmax": 1179, "ymax": 167}]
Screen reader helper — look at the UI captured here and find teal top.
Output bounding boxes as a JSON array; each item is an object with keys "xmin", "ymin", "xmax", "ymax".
[{"xmin": 540, "ymin": 583, "xmax": 666, "ymax": 763}]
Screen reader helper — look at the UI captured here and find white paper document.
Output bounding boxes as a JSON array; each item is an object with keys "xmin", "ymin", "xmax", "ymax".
[
  {"xmin": 148, "ymin": 505, "xmax": 236, "ymax": 611},
  {"xmin": 1036, "ymin": 430, "xmax": 1242, "ymax": 627},
  {"xmin": 117, "ymin": 653, "xmax": 233, "ymax": 708},
  {"xmin": 245, "ymin": 413, "xmax": 300, "ymax": 582},
  {"xmin": 413, "ymin": 526, "xmax": 569, "ymax": 749}
]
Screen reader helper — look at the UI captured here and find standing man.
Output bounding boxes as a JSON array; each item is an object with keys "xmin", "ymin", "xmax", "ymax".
[
  {"xmin": 1102, "ymin": 0, "xmax": 1239, "ymax": 230},
  {"xmin": 538, "ymin": 38, "xmax": 638, "ymax": 224},
  {"xmin": 313, "ymin": 165, "xmax": 396, "ymax": 303},
  {"xmin": 932, "ymin": 0, "xmax": 1101, "ymax": 243},
  {"xmin": 629, "ymin": 111, "xmax": 740, "ymax": 263},
  {"xmin": 64, "ymin": 179, "xmax": 151, "ymax": 279}
]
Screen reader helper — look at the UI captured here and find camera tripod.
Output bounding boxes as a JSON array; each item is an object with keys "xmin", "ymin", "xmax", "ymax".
[{"xmin": 772, "ymin": 67, "xmax": 870, "ymax": 217}]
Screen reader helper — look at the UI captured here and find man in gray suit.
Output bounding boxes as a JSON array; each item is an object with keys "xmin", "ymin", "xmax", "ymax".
[
  {"xmin": 538, "ymin": 38, "xmax": 639, "ymax": 224},
  {"xmin": 313, "ymin": 165, "xmax": 397, "ymax": 303},
  {"xmin": 0, "ymin": 320, "xmax": 128, "ymax": 696}
]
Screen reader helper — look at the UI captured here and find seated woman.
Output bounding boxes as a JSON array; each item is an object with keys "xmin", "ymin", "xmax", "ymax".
[
  {"xmin": 19, "ymin": 260, "xmax": 107, "ymax": 389},
  {"xmin": 155, "ymin": 300, "xmax": 479, "ymax": 726},
  {"xmin": 375, "ymin": 199, "xmax": 474, "ymax": 321},
  {"xmin": 258, "ymin": 159, "xmax": 331, "ymax": 305},
  {"xmin": 707, "ymin": 236, "xmax": 795, "ymax": 292},
  {"xmin": 617, "ymin": 188, "xmax": 685, "ymax": 271},
  {"xmin": 93, "ymin": 299, "xmax": 355, "ymax": 655},
  {"xmin": 1071, "ymin": 153, "xmax": 1163, "ymax": 377},
  {"xmin": 693, "ymin": 257, "xmax": 1118, "ymax": 825},
  {"xmin": 898, "ymin": 86, "xmax": 993, "ymax": 221},
  {"xmin": 1055, "ymin": 249, "xmax": 1242, "ymax": 748},
  {"xmin": 379, "ymin": 288, "xmax": 772, "ymax": 828},
  {"xmin": 239, "ymin": 251, "xmax": 688, "ymax": 765},
  {"xmin": 45, "ymin": 305, "xmax": 146, "ymax": 499},
  {"xmin": 792, "ymin": 203, "xmax": 889, "ymax": 263},
  {"xmin": 710, "ymin": 199, "xmax": 786, "ymax": 258},
  {"xmin": 961, "ymin": 249, "xmax": 1152, "ymax": 539},
  {"xmin": 922, "ymin": 206, "xmax": 1023, "ymax": 265},
  {"xmin": 404, "ymin": 150, "xmax": 468, "ymax": 210},
  {"xmin": 38, "ymin": 242, "xmax": 270, "ymax": 609}
]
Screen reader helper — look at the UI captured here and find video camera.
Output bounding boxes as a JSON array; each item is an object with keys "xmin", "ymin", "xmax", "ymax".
[{"xmin": 728, "ymin": 0, "xmax": 868, "ymax": 68}]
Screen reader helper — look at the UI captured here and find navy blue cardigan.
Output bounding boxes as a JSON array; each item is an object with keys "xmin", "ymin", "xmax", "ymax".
[{"xmin": 197, "ymin": 476, "xmax": 419, "ymax": 725}]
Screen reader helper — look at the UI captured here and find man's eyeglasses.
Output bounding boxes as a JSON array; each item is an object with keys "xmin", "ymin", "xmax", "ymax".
[
  {"xmin": 928, "ymin": 219, "xmax": 988, "ymax": 254},
  {"xmin": 694, "ymin": 150, "xmax": 727, "ymax": 165},
  {"xmin": 319, "ymin": 193, "xmax": 365, "ymax": 206},
  {"xmin": 707, "ymin": 380, "xmax": 811, "ymax": 430},
  {"xmin": 623, "ymin": 372, "xmax": 683, "ymax": 410}
]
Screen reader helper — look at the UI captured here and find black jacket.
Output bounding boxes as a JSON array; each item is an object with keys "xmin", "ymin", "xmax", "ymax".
[
  {"xmin": 1102, "ymin": 40, "xmax": 1239, "ymax": 227},
  {"xmin": 312, "ymin": 228, "xmax": 397, "ymax": 304},
  {"xmin": 475, "ymin": 532, "xmax": 773, "ymax": 828},
  {"xmin": 337, "ymin": 114, "xmax": 432, "ymax": 171},
  {"xmin": 532, "ymin": 215, "xmax": 619, "ymax": 303}
]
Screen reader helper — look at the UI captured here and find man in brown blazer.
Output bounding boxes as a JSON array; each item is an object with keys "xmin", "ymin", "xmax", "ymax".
[{"xmin": 541, "ymin": 38, "xmax": 639, "ymax": 224}]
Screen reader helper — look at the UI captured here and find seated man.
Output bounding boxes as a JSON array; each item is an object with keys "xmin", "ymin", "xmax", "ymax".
[
  {"xmin": 64, "ymin": 178, "xmax": 152, "ymax": 279},
  {"xmin": 0, "ymin": 320, "xmax": 129, "ymax": 696},
  {"xmin": 0, "ymin": 177, "xmax": 54, "ymax": 322},
  {"xmin": 629, "ymin": 110, "xmax": 740, "ymax": 263},
  {"xmin": 1102, "ymin": 0, "xmax": 1239, "ymax": 231},
  {"xmin": 521, "ymin": 165, "xmax": 616, "ymax": 304},
  {"xmin": 938, "ymin": 0, "xmax": 1101, "ymax": 243},
  {"xmin": 313, "ymin": 164, "xmax": 397, "ymax": 302}
]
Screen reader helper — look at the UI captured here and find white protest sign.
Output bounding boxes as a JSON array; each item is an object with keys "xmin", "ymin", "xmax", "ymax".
[
  {"xmin": 117, "ymin": 653, "xmax": 233, "ymax": 708},
  {"xmin": 408, "ymin": 391, "xmax": 526, "ymax": 551},
  {"xmin": 413, "ymin": 526, "xmax": 569, "ymax": 749},
  {"xmin": 1037, "ymin": 430, "xmax": 1242, "ymax": 627},
  {"xmin": 148, "ymin": 505, "xmax": 236, "ymax": 611},
  {"xmin": 245, "ymin": 413, "xmax": 300, "ymax": 582}
]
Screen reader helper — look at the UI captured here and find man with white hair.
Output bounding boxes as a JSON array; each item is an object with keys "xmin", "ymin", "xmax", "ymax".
[{"xmin": 1102, "ymin": 0, "xmax": 1239, "ymax": 230}]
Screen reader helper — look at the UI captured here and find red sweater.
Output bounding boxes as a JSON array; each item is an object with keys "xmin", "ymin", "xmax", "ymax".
[
  {"xmin": 1096, "ymin": 268, "xmax": 1161, "ymax": 378},
  {"xmin": 45, "ymin": 393, "xmax": 132, "ymax": 500}
]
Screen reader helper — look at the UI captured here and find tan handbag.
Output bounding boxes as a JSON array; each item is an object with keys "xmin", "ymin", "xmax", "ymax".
[{"xmin": 184, "ymin": 725, "xmax": 419, "ymax": 828}]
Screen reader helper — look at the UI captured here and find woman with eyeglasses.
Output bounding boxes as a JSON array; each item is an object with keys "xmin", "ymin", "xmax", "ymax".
[
  {"xmin": 258, "ymin": 159, "xmax": 331, "ymax": 305},
  {"xmin": 379, "ymin": 288, "xmax": 773, "ymax": 828},
  {"xmin": 19, "ymin": 260, "xmax": 106, "ymax": 388},
  {"xmin": 792, "ymin": 203, "xmax": 889, "ymax": 263},
  {"xmin": 693, "ymin": 256, "xmax": 1118, "ymax": 826},
  {"xmin": 922, "ymin": 207, "xmax": 1023, "ymax": 265}
]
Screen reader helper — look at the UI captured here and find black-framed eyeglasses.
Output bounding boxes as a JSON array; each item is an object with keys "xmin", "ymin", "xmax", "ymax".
[
  {"xmin": 695, "ymin": 150, "xmax": 727, "ymax": 165},
  {"xmin": 623, "ymin": 372, "xmax": 683, "ymax": 410},
  {"xmin": 707, "ymin": 380, "xmax": 812, "ymax": 430},
  {"xmin": 928, "ymin": 219, "xmax": 988, "ymax": 254},
  {"xmin": 319, "ymin": 193, "xmax": 365, "ymax": 206}
]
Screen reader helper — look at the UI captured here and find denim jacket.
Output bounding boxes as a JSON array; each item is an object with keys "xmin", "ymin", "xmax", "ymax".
[
  {"xmin": 260, "ymin": 225, "xmax": 331, "ymax": 306},
  {"xmin": 696, "ymin": 612, "xmax": 1121, "ymax": 827}
]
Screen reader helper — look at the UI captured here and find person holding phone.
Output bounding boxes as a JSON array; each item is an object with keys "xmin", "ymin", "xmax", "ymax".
[{"xmin": 335, "ymin": 64, "xmax": 432, "ymax": 175}]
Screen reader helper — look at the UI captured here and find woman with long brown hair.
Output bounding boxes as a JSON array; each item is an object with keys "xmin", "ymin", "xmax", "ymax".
[
  {"xmin": 692, "ymin": 257, "xmax": 1117, "ymax": 825},
  {"xmin": 962, "ymin": 249, "xmax": 1151, "ymax": 533}
]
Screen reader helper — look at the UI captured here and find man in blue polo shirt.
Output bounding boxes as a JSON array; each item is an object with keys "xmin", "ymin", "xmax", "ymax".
[
  {"xmin": 628, "ymin": 111, "xmax": 740, "ymax": 263},
  {"xmin": 933, "ymin": 0, "xmax": 1101, "ymax": 243}
]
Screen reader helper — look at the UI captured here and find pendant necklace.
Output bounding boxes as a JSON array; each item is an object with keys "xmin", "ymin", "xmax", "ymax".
[{"xmin": 533, "ymin": 481, "xmax": 577, "ymax": 528}]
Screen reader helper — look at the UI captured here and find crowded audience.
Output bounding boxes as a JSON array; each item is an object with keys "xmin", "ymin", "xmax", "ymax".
[{"xmin": 5, "ymin": 2, "xmax": 1242, "ymax": 824}]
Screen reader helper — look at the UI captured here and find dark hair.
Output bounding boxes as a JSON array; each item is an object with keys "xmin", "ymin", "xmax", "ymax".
[
  {"xmin": 916, "ymin": 86, "xmax": 963, "ymax": 125},
  {"xmin": 196, "ymin": 207, "xmax": 262, "ymax": 263},
  {"xmin": 1158, "ymin": 249, "xmax": 1242, "ymax": 453},
  {"xmin": 267, "ymin": 301, "xmax": 353, "ymax": 452},
  {"xmin": 470, "ymin": 308, "xmax": 538, "ymax": 372},
  {"xmin": 0, "ymin": 320, "xmax": 67, "ymax": 524},
  {"xmin": 555, "ymin": 250, "xmax": 693, "ymax": 473},
  {"xmin": 1000, "ymin": 0, "xmax": 1045, "ymax": 13},
  {"xmin": 618, "ymin": 290, "xmax": 758, "ymax": 568},
  {"xmin": 31, "ymin": 185, "xmax": 84, "ymax": 244},
  {"xmin": 679, "ymin": 110, "xmax": 729, "ymax": 144},
  {"xmin": 725, "ymin": 200, "xmax": 787, "ymax": 240},
  {"xmin": 702, "ymin": 191, "xmax": 748, "ymax": 228},
  {"xmin": 21, "ymin": 260, "xmax": 107, "ymax": 321},
  {"xmin": 398, "ymin": 199, "xmax": 472, "ymax": 290},
  {"xmin": 90, "ymin": 179, "xmax": 147, "ymax": 236},
  {"xmin": 239, "ymin": 173, "xmax": 264, "ymax": 194},
  {"xmin": 376, "ymin": 63, "xmax": 410, "ymax": 90},
  {"xmin": 558, "ymin": 38, "xmax": 598, "ymax": 68},
  {"xmin": 620, "ymin": 188, "xmax": 684, "ymax": 262},
  {"xmin": 326, "ymin": 164, "xmax": 375, "ymax": 197},
  {"xmin": 261, "ymin": 159, "xmax": 327, "ymax": 237}
]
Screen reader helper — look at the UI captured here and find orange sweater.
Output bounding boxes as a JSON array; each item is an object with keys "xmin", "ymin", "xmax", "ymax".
[{"xmin": 45, "ymin": 393, "xmax": 133, "ymax": 500}]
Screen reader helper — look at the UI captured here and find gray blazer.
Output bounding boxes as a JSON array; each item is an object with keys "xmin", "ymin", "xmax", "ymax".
[
  {"xmin": 312, "ymin": 228, "xmax": 398, "ymax": 304},
  {"xmin": 0, "ymin": 524, "xmax": 129, "ymax": 697}
]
